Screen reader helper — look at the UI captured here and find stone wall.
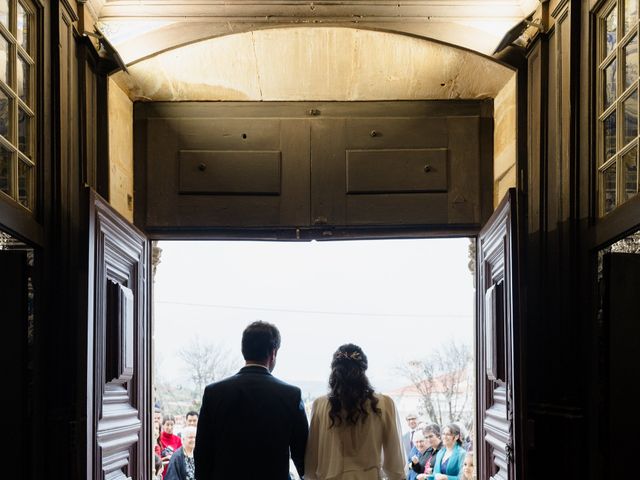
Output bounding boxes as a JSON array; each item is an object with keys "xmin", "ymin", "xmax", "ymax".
[{"xmin": 108, "ymin": 77, "xmax": 134, "ymax": 221}]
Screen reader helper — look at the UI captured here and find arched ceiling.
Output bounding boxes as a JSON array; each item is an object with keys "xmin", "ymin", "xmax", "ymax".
[
  {"xmin": 92, "ymin": 0, "xmax": 540, "ymax": 65},
  {"xmin": 114, "ymin": 27, "xmax": 515, "ymax": 102}
]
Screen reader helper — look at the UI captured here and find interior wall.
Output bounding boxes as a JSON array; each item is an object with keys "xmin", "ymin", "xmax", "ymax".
[
  {"xmin": 108, "ymin": 78, "xmax": 134, "ymax": 221},
  {"xmin": 113, "ymin": 28, "xmax": 518, "ymax": 215},
  {"xmin": 493, "ymin": 75, "xmax": 517, "ymax": 207}
]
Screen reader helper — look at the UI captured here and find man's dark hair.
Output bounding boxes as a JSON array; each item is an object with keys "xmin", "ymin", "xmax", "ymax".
[
  {"xmin": 241, "ymin": 321, "xmax": 281, "ymax": 361},
  {"xmin": 186, "ymin": 410, "xmax": 199, "ymax": 418}
]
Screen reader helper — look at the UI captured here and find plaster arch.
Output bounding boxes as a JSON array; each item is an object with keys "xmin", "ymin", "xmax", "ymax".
[{"xmin": 114, "ymin": 26, "xmax": 514, "ymax": 102}]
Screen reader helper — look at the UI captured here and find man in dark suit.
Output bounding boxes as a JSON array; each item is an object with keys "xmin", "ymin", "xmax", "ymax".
[{"xmin": 194, "ymin": 321, "xmax": 308, "ymax": 479}]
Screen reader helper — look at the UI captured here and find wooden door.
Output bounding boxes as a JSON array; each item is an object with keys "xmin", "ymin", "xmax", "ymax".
[
  {"xmin": 0, "ymin": 249, "xmax": 29, "ymax": 471},
  {"xmin": 602, "ymin": 252, "xmax": 640, "ymax": 477},
  {"xmin": 86, "ymin": 191, "xmax": 151, "ymax": 479},
  {"xmin": 476, "ymin": 188, "xmax": 523, "ymax": 480}
]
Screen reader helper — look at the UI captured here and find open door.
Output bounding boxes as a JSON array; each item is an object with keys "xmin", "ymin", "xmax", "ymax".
[
  {"xmin": 476, "ymin": 188, "xmax": 523, "ymax": 480},
  {"xmin": 86, "ymin": 191, "xmax": 151, "ymax": 479}
]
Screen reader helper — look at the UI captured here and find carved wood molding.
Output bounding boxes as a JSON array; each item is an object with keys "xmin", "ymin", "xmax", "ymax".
[
  {"xmin": 88, "ymin": 190, "xmax": 149, "ymax": 480},
  {"xmin": 60, "ymin": 0, "xmax": 80, "ymax": 22},
  {"xmin": 477, "ymin": 189, "xmax": 519, "ymax": 480}
]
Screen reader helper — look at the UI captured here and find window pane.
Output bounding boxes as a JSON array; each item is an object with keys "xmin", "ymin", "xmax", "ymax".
[
  {"xmin": 18, "ymin": 107, "xmax": 30, "ymax": 156},
  {"xmin": 18, "ymin": 159, "xmax": 31, "ymax": 209},
  {"xmin": 605, "ymin": 59, "xmax": 618, "ymax": 109},
  {"xmin": 0, "ymin": 88, "xmax": 10, "ymax": 139},
  {"xmin": 624, "ymin": 35, "xmax": 638, "ymax": 89},
  {"xmin": 0, "ymin": 1, "xmax": 8, "ymax": 30},
  {"xmin": 605, "ymin": 112, "xmax": 617, "ymax": 160},
  {"xmin": 624, "ymin": 91, "xmax": 638, "ymax": 145},
  {"xmin": 0, "ymin": 34, "xmax": 8, "ymax": 85},
  {"xmin": 603, "ymin": 162, "xmax": 617, "ymax": 213},
  {"xmin": 606, "ymin": 6, "xmax": 618, "ymax": 57},
  {"xmin": 625, "ymin": 0, "xmax": 638, "ymax": 34},
  {"xmin": 17, "ymin": 3, "xmax": 28, "ymax": 52},
  {"xmin": 0, "ymin": 145, "xmax": 10, "ymax": 196},
  {"xmin": 622, "ymin": 146, "xmax": 639, "ymax": 202},
  {"xmin": 17, "ymin": 55, "xmax": 28, "ymax": 103}
]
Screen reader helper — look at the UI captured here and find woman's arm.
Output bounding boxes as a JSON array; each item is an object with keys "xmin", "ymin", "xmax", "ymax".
[
  {"xmin": 381, "ymin": 396, "xmax": 407, "ymax": 480},
  {"xmin": 303, "ymin": 399, "xmax": 321, "ymax": 480}
]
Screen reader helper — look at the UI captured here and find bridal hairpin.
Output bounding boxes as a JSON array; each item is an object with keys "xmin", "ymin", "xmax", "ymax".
[{"xmin": 335, "ymin": 351, "xmax": 361, "ymax": 361}]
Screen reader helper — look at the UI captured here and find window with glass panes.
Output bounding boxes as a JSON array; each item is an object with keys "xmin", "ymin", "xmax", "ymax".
[
  {"xmin": 0, "ymin": 0, "xmax": 34, "ymax": 211},
  {"xmin": 598, "ymin": 0, "xmax": 639, "ymax": 215}
]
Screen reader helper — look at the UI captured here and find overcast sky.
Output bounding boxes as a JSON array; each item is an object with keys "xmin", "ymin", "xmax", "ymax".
[{"xmin": 153, "ymin": 238, "xmax": 475, "ymax": 395}]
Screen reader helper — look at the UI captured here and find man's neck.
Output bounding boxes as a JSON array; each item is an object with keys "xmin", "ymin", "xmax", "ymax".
[{"xmin": 244, "ymin": 362, "xmax": 269, "ymax": 370}]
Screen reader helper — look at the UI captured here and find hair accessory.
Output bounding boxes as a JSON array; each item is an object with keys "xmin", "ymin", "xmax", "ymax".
[{"xmin": 335, "ymin": 351, "xmax": 362, "ymax": 361}]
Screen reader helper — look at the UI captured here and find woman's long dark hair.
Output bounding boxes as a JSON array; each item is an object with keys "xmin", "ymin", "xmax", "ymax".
[{"xmin": 328, "ymin": 343, "xmax": 381, "ymax": 427}]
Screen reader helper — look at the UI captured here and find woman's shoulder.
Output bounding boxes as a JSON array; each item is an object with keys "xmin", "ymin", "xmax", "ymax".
[
  {"xmin": 373, "ymin": 392, "xmax": 397, "ymax": 408},
  {"xmin": 374, "ymin": 392, "xmax": 393, "ymax": 402},
  {"xmin": 311, "ymin": 394, "xmax": 330, "ymax": 410}
]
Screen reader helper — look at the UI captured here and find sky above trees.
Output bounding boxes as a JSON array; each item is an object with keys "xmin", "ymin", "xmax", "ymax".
[{"xmin": 153, "ymin": 238, "xmax": 475, "ymax": 397}]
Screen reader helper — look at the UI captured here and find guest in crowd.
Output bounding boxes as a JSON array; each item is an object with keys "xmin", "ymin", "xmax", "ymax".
[
  {"xmin": 160, "ymin": 414, "xmax": 182, "ymax": 476},
  {"xmin": 153, "ymin": 453, "xmax": 164, "ymax": 480},
  {"xmin": 459, "ymin": 452, "xmax": 475, "ymax": 480},
  {"xmin": 452, "ymin": 422, "xmax": 472, "ymax": 451},
  {"xmin": 165, "ymin": 426, "xmax": 197, "ymax": 480},
  {"xmin": 416, "ymin": 424, "xmax": 443, "ymax": 479},
  {"xmin": 432, "ymin": 423, "xmax": 466, "ymax": 480},
  {"xmin": 408, "ymin": 430, "xmax": 430, "ymax": 480},
  {"xmin": 402, "ymin": 413, "xmax": 420, "ymax": 457},
  {"xmin": 185, "ymin": 411, "xmax": 199, "ymax": 427}
]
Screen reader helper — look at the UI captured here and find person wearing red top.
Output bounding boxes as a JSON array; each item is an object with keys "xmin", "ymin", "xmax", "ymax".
[{"xmin": 159, "ymin": 415, "xmax": 182, "ymax": 477}]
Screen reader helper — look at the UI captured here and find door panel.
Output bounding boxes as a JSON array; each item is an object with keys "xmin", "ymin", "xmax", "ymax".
[
  {"xmin": 87, "ymin": 191, "xmax": 150, "ymax": 480},
  {"xmin": 0, "ymin": 250, "xmax": 29, "ymax": 471},
  {"xmin": 136, "ymin": 101, "xmax": 492, "ymax": 233},
  {"xmin": 476, "ymin": 188, "xmax": 522, "ymax": 480},
  {"xmin": 602, "ymin": 252, "xmax": 640, "ymax": 478},
  {"xmin": 142, "ymin": 115, "xmax": 310, "ymax": 228}
]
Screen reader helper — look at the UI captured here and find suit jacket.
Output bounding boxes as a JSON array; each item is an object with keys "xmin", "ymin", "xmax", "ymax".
[
  {"xmin": 194, "ymin": 365, "xmax": 309, "ymax": 480},
  {"xmin": 402, "ymin": 430, "xmax": 415, "ymax": 457},
  {"xmin": 433, "ymin": 444, "xmax": 466, "ymax": 479},
  {"xmin": 164, "ymin": 447, "xmax": 190, "ymax": 480}
]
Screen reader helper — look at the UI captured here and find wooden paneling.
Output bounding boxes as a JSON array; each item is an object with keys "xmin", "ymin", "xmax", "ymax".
[
  {"xmin": 178, "ymin": 150, "xmax": 282, "ymax": 195},
  {"xmin": 345, "ymin": 149, "xmax": 448, "ymax": 194},
  {"xmin": 602, "ymin": 253, "xmax": 640, "ymax": 478},
  {"xmin": 527, "ymin": 42, "xmax": 544, "ymax": 236},
  {"xmin": 477, "ymin": 189, "xmax": 522, "ymax": 480},
  {"xmin": 0, "ymin": 251, "xmax": 29, "ymax": 474},
  {"xmin": 136, "ymin": 101, "xmax": 493, "ymax": 233},
  {"xmin": 88, "ymin": 191, "xmax": 150, "ymax": 480}
]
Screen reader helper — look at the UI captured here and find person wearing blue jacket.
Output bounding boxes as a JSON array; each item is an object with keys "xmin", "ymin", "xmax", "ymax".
[{"xmin": 432, "ymin": 423, "xmax": 466, "ymax": 480}]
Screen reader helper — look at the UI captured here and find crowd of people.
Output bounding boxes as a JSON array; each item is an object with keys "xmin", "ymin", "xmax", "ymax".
[
  {"xmin": 151, "ymin": 321, "xmax": 477, "ymax": 480},
  {"xmin": 402, "ymin": 414, "xmax": 475, "ymax": 480},
  {"xmin": 152, "ymin": 410, "xmax": 200, "ymax": 480}
]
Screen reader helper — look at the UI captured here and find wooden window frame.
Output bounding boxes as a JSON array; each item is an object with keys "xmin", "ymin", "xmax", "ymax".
[
  {"xmin": 0, "ymin": 0, "xmax": 36, "ymax": 212},
  {"xmin": 596, "ymin": 0, "xmax": 640, "ymax": 216}
]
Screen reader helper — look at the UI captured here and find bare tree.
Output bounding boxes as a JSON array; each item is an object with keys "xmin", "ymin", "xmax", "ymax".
[
  {"xmin": 399, "ymin": 341, "xmax": 473, "ymax": 429},
  {"xmin": 178, "ymin": 336, "xmax": 241, "ymax": 395}
]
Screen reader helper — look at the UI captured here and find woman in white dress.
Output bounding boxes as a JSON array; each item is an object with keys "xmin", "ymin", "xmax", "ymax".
[{"xmin": 304, "ymin": 344, "xmax": 406, "ymax": 480}]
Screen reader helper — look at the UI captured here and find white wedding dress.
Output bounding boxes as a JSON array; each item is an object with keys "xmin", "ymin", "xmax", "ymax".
[{"xmin": 304, "ymin": 393, "xmax": 406, "ymax": 480}]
